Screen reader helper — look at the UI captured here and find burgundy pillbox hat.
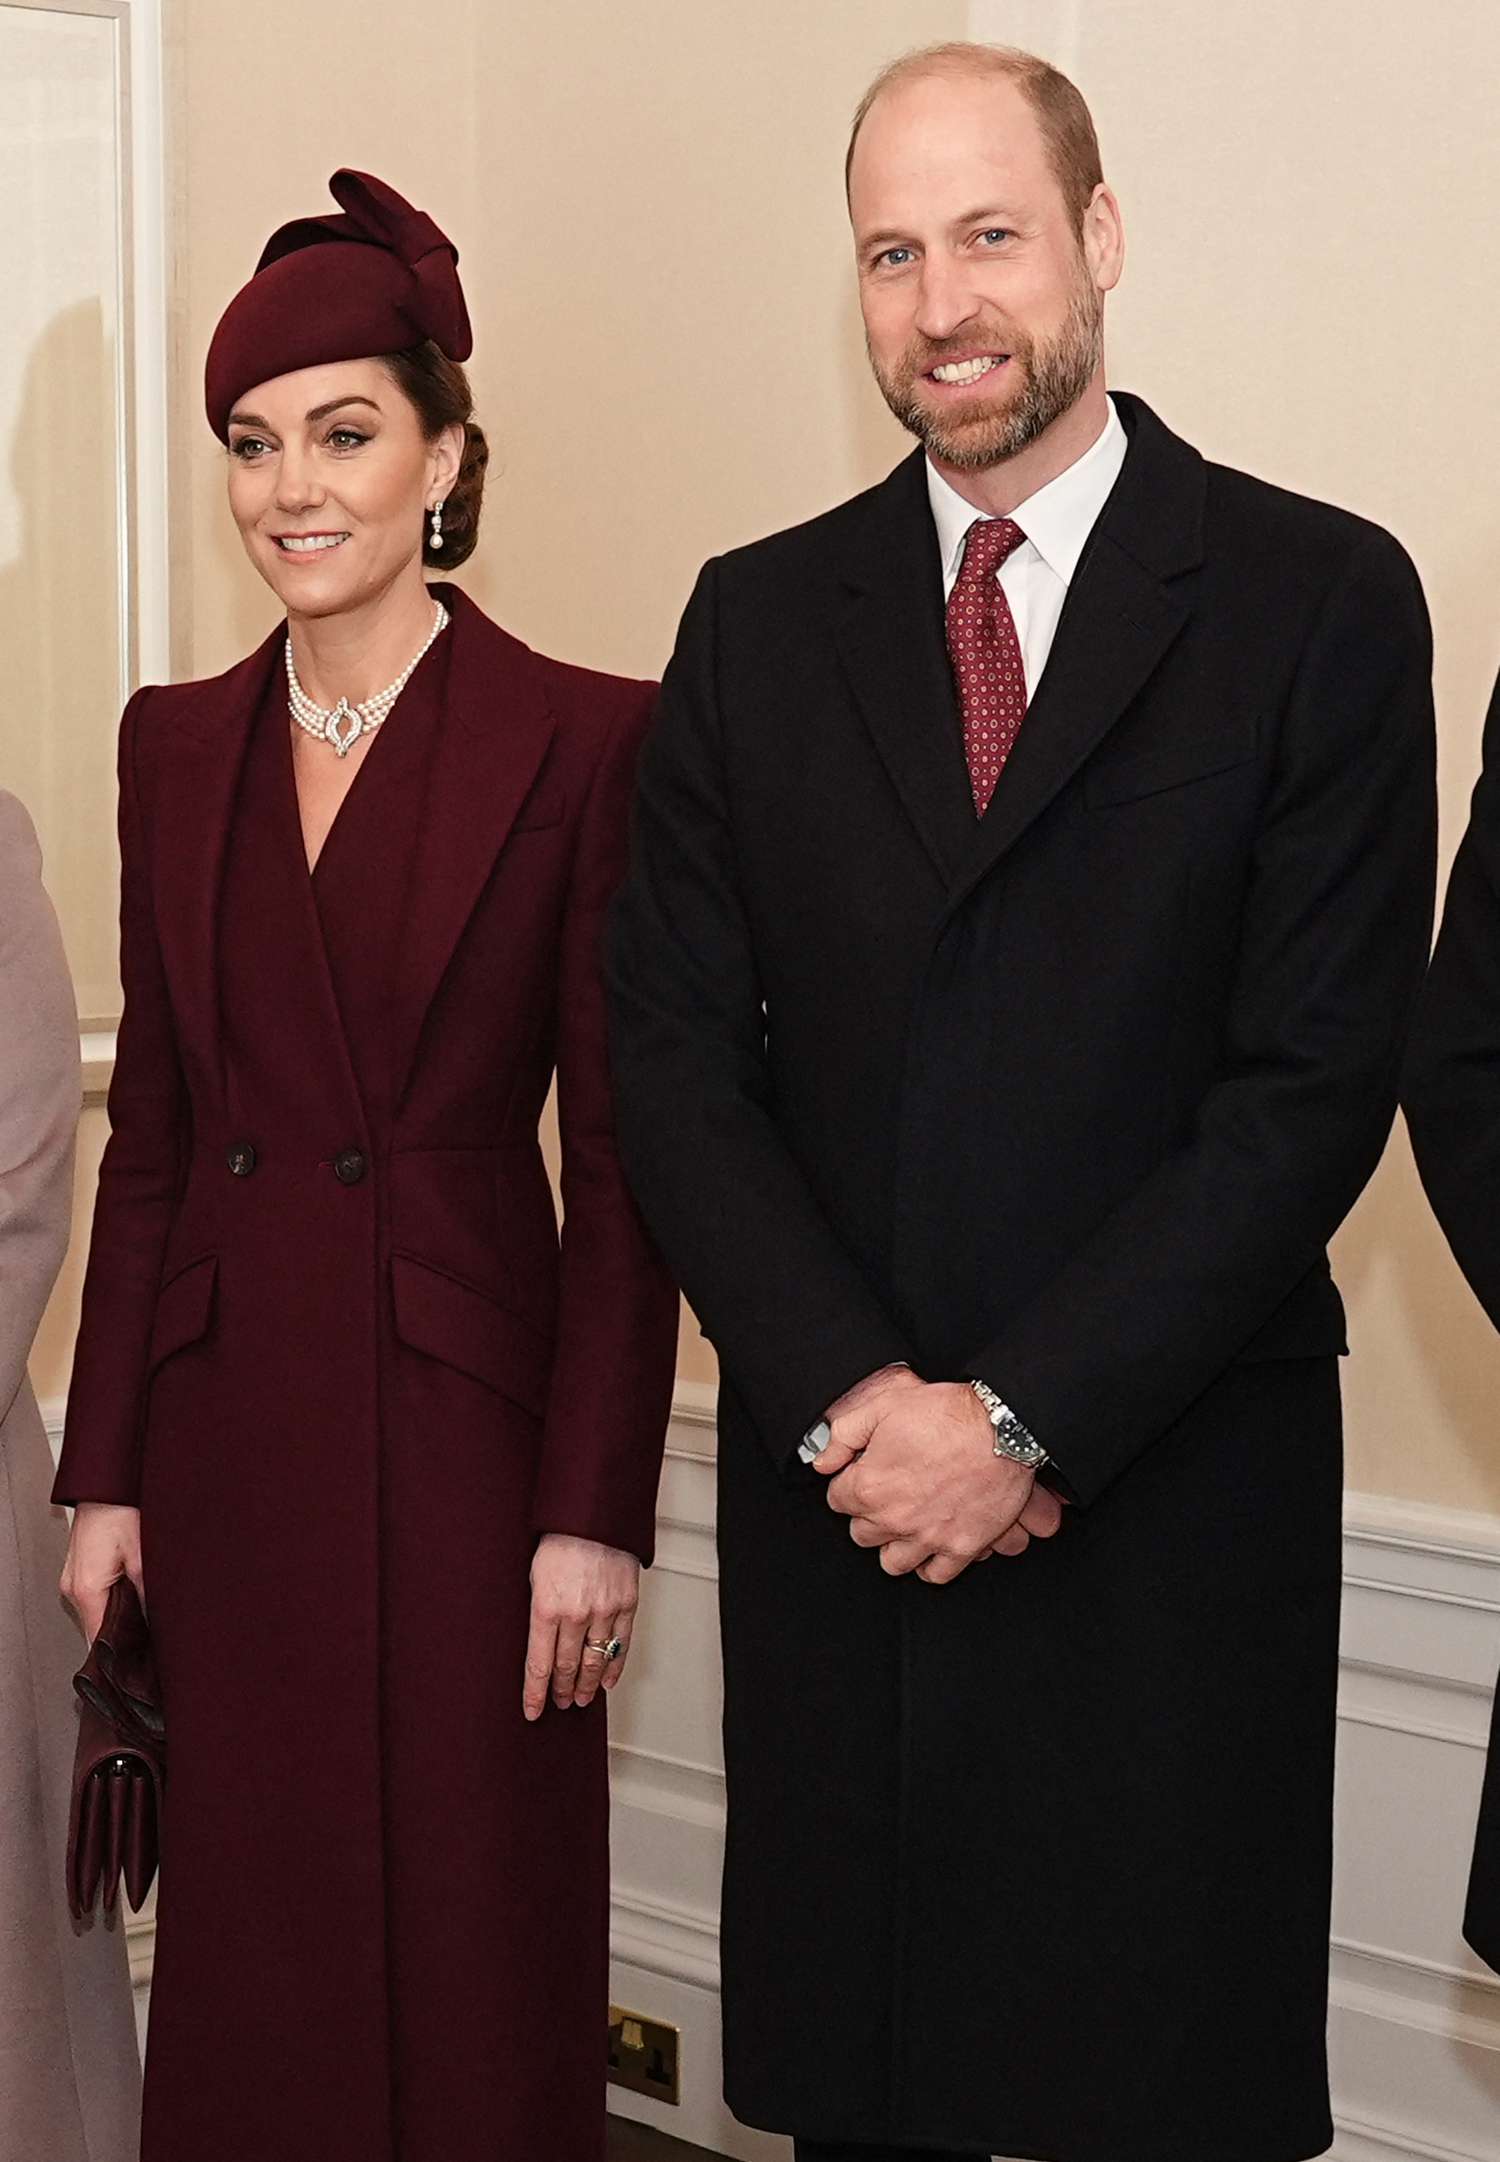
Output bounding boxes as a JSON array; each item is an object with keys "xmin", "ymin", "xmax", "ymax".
[{"xmin": 204, "ymin": 168, "xmax": 473, "ymax": 441}]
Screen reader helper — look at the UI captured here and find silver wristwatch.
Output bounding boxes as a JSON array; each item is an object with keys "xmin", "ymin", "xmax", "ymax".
[{"xmin": 968, "ymin": 1379, "xmax": 1048, "ymax": 1470}]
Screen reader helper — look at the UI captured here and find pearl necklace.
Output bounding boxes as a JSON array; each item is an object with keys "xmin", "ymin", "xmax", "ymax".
[{"xmin": 285, "ymin": 600, "xmax": 450, "ymax": 758}]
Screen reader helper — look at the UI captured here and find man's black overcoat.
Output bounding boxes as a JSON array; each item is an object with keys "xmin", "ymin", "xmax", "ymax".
[
  {"xmin": 607, "ymin": 396, "xmax": 1436, "ymax": 2162},
  {"xmin": 1402, "ymin": 666, "xmax": 1500, "ymax": 1977}
]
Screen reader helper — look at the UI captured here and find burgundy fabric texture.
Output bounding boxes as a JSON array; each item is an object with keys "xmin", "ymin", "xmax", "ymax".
[
  {"xmin": 204, "ymin": 169, "xmax": 473, "ymax": 440},
  {"xmin": 55, "ymin": 587, "xmax": 678, "ymax": 2161},
  {"xmin": 943, "ymin": 517, "xmax": 1027, "ymax": 815}
]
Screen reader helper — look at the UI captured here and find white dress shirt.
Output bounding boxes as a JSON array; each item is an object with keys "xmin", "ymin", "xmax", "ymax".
[{"xmin": 926, "ymin": 395, "xmax": 1128, "ymax": 697}]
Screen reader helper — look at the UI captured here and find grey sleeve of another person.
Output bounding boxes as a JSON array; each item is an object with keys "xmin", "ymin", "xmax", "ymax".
[{"xmin": 0, "ymin": 790, "xmax": 80, "ymax": 1426}]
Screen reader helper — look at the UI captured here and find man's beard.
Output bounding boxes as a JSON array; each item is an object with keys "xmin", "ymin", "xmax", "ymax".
[{"xmin": 869, "ymin": 275, "xmax": 1103, "ymax": 472}]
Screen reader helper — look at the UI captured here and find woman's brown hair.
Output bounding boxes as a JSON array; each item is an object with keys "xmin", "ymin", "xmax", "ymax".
[{"xmin": 382, "ymin": 341, "xmax": 489, "ymax": 570}]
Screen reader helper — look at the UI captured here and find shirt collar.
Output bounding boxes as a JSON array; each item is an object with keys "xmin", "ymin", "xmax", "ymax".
[{"xmin": 926, "ymin": 394, "xmax": 1129, "ymax": 590}]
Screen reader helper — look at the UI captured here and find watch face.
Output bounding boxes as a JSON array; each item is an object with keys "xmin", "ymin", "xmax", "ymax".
[
  {"xmin": 995, "ymin": 1422, "xmax": 1044, "ymax": 1467},
  {"xmin": 969, "ymin": 1381, "xmax": 1044, "ymax": 1467}
]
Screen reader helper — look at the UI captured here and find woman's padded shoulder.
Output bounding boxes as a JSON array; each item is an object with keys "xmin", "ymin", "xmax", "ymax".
[
  {"xmin": 537, "ymin": 652, "xmax": 657, "ymax": 742},
  {"xmin": 548, "ymin": 667, "xmax": 659, "ymax": 799},
  {"xmin": 123, "ymin": 679, "xmax": 195, "ymax": 732}
]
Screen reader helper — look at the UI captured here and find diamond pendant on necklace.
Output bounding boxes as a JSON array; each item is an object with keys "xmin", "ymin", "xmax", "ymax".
[
  {"xmin": 325, "ymin": 700, "xmax": 361, "ymax": 757},
  {"xmin": 286, "ymin": 601, "xmax": 450, "ymax": 758}
]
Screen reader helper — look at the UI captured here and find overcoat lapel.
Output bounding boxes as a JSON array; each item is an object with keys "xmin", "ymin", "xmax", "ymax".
[
  {"xmin": 834, "ymin": 398, "xmax": 1208, "ymax": 915},
  {"xmin": 834, "ymin": 453, "xmax": 978, "ymax": 884},
  {"xmin": 945, "ymin": 394, "xmax": 1207, "ymax": 916},
  {"xmin": 388, "ymin": 588, "xmax": 556, "ymax": 1106},
  {"xmin": 150, "ymin": 629, "xmax": 283, "ymax": 1120}
]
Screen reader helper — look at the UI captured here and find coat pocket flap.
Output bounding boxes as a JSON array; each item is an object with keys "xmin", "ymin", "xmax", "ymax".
[
  {"xmin": 511, "ymin": 784, "xmax": 567, "ymax": 833},
  {"xmin": 1237, "ymin": 1269, "xmax": 1348, "ymax": 1364},
  {"xmin": 390, "ymin": 1252, "xmax": 553, "ymax": 1417},
  {"xmin": 148, "ymin": 1255, "xmax": 218, "ymax": 1371},
  {"xmin": 1084, "ymin": 724, "xmax": 1257, "ymax": 808}
]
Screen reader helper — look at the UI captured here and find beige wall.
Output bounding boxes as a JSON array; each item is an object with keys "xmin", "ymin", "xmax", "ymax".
[
  {"xmin": 0, "ymin": 9, "xmax": 128, "ymax": 1025},
  {"xmin": 32, "ymin": 0, "xmax": 1500, "ymax": 1512}
]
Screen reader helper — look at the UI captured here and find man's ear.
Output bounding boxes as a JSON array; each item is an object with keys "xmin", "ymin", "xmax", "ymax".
[{"xmin": 1083, "ymin": 183, "xmax": 1125, "ymax": 294}]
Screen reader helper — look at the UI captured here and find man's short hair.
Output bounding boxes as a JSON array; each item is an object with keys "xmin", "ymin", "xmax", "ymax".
[{"xmin": 846, "ymin": 41, "xmax": 1104, "ymax": 234}]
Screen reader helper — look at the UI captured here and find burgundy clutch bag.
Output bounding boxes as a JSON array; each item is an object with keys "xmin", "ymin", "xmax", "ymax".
[{"xmin": 67, "ymin": 1578, "xmax": 165, "ymax": 1918}]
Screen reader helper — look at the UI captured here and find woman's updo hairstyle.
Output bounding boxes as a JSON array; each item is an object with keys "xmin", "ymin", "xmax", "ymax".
[{"xmin": 383, "ymin": 340, "xmax": 489, "ymax": 570}]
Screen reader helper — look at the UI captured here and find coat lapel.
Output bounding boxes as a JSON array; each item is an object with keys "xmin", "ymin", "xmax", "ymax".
[
  {"xmin": 943, "ymin": 394, "xmax": 1207, "ymax": 917},
  {"xmin": 388, "ymin": 588, "xmax": 556, "ymax": 1105},
  {"xmin": 148, "ymin": 629, "xmax": 283, "ymax": 1117},
  {"xmin": 834, "ymin": 452, "xmax": 979, "ymax": 884}
]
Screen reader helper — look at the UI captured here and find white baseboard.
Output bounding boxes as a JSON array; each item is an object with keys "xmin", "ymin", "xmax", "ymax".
[{"xmin": 1331, "ymin": 2121, "xmax": 1500, "ymax": 2162}]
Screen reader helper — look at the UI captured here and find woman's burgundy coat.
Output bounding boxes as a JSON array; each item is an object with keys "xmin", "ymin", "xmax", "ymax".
[{"xmin": 54, "ymin": 585, "xmax": 678, "ymax": 2162}]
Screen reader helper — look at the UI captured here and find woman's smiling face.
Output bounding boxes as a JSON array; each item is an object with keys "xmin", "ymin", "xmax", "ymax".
[{"xmin": 225, "ymin": 358, "xmax": 459, "ymax": 618}]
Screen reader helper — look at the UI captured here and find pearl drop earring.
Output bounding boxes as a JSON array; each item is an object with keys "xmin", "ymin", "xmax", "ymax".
[{"xmin": 430, "ymin": 499, "xmax": 445, "ymax": 550}]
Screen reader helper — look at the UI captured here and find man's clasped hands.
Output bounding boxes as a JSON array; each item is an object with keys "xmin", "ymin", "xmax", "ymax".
[{"xmin": 813, "ymin": 1365, "xmax": 1065, "ymax": 1585}]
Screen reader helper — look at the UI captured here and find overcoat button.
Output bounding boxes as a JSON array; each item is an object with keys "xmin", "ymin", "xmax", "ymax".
[
  {"xmin": 226, "ymin": 1141, "xmax": 257, "ymax": 1177},
  {"xmin": 333, "ymin": 1148, "xmax": 368, "ymax": 1186}
]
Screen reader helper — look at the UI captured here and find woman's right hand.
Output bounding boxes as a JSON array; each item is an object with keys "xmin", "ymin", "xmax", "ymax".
[{"xmin": 60, "ymin": 1503, "xmax": 144, "ymax": 1642}]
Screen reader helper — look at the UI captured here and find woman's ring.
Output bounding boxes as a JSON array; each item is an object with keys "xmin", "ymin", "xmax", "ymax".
[{"xmin": 585, "ymin": 1636, "xmax": 624, "ymax": 1662}]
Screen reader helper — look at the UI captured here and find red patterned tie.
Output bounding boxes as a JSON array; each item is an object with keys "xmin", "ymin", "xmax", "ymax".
[{"xmin": 945, "ymin": 517, "xmax": 1028, "ymax": 816}]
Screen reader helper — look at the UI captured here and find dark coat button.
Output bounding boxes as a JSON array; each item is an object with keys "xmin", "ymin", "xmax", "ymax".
[
  {"xmin": 333, "ymin": 1148, "xmax": 368, "ymax": 1186},
  {"xmin": 226, "ymin": 1141, "xmax": 257, "ymax": 1177}
]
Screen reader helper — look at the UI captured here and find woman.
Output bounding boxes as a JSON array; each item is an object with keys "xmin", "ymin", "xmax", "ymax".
[
  {"xmin": 54, "ymin": 171, "xmax": 678, "ymax": 2162},
  {"xmin": 0, "ymin": 792, "xmax": 141, "ymax": 2162}
]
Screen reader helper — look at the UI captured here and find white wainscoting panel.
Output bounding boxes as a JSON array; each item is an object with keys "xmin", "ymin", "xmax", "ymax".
[
  {"xmin": 1331, "ymin": 1501, "xmax": 1500, "ymax": 2162},
  {"xmin": 605, "ymin": 1387, "xmax": 783, "ymax": 2156}
]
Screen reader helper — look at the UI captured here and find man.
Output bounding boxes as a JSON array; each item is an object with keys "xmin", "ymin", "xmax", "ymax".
[
  {"xmin": 1402, "ymin": 666, "xmax": 1500, "ymax": 1977},
  {"xmin": 608, "ymin": 42, "xmax": 1435, "ymax": 2162}
]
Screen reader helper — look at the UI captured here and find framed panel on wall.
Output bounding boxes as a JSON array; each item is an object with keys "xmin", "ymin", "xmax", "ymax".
[{"xmin": 0, "ymin": 0, "xmax": 166, "ymax": 1036}]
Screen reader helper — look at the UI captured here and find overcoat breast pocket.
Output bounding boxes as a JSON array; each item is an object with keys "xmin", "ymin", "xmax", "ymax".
[
  {"xmin": 390, "ymin": 1251, "xmax": 553, "ymax": 1418},
  {"xmin": 147, "ymin": 1253, "xmax": 219, "ymax": 1372},
  {"xmin": 1083, "ymin": 719, "xmax": 1258, "ymax": 809}
]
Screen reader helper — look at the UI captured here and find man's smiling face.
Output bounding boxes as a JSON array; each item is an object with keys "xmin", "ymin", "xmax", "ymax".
[{"xmin": 850, "ymin": 70, "xmax": 1111, "ymax": 472}]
